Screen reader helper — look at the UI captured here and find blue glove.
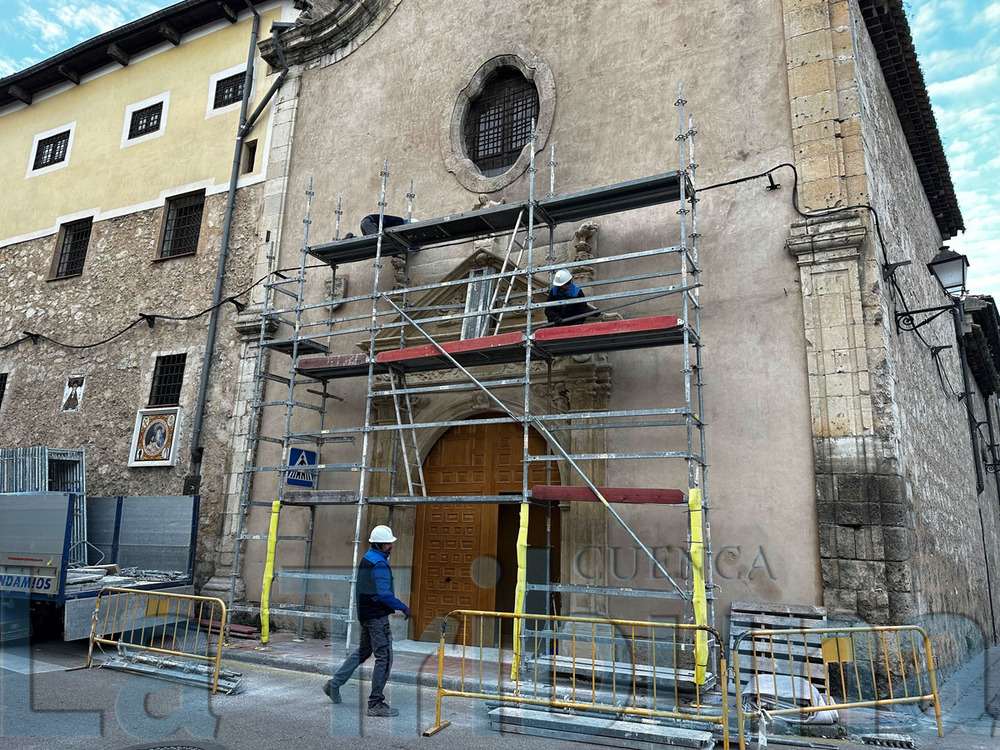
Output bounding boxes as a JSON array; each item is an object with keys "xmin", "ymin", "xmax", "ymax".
[{"xmin": 402, "ymin": 605, "xmax": 411, "ymax": 620}]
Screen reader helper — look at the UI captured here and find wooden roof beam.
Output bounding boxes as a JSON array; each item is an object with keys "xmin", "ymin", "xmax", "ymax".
[
  {"xmin": 217, "ymin": 1, "xmax": 239, "ymax": 23},
  {"xmin": 158, "ymin": 23, "xmax": 181, "ymax": 46},
  {"xmin": 107, "ymin": 43, "xmax": 130, "ymax": 67},
  {"xmin": 56, "ymin": 65, "xmax": 80, "ymax": 85},
  {"xmin": 8, "ymin": 85, "xmax": 32, "ymax": 105}
]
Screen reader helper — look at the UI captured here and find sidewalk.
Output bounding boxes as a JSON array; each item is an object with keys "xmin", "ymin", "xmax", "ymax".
[{"xmin": 220, "ymin": 633, "xmax": 1000, "ymax": 742}]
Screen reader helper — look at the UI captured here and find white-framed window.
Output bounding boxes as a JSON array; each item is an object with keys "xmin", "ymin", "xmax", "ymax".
[
  {"xmin": 206, "ymin": 62, "xmax": 253, "ymax": 118},
  {"xmin": 120, "ymin": 92, "xmax": 170, "ymax": 148},
  {"xmin": 25, "ymin": 121, "xmax": 77, "ymax": 178}
]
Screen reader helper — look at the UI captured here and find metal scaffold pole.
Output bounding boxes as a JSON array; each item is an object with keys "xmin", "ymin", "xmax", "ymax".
[{"xmin": 239, "ymin": 88, "xmax": 715, "ymax": 673}]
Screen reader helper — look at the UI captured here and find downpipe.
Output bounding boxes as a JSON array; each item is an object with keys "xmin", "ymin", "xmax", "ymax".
[{"xmin": 187, "ymin": 6, "xmax": 290, "ymax": 490}]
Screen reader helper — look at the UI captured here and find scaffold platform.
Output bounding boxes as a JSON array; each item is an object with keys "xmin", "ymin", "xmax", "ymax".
[{"xmin": 296, "ymin": 315, "xmax": 684, "ymax": 380}]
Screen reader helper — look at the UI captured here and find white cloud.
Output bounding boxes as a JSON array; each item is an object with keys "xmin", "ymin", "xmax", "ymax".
[
  {"xmin": 981, "ymin": 2, "xmax": 1000, "ymax": 25},
  {"xmin": 55, "ymin": 4, "xmax": 127, "ymax": 35},
  {"xmin": 928, "ymin": 65, "xmax": 1000, "ymax": 98},
  {"xmin": 19, "ymin": 5, "xmax": 68, "ymax": 44}
]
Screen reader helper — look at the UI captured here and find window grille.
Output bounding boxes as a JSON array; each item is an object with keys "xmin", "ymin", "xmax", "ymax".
[
  {"xmin": 53, "ymin": 218, "xmax": 93, "ymax": 278},
  {"xmin": 0, "ymin": 373, "xmax": 7, "ymax": 411},
  {"xmin": 148, "ymin": 354, "xmax": 187, "ymax": 406},
  {"xmin": 214, "ymin": 71, "xmax": 246, "ymax": 109},
  {"xmin": 160, "ymin": 192, "xmax": 205, "ymax": 258},
  {"xmin": 33, "ymin": 131, "xmax": 70, "ymax": 170},
  {"xmin": 128, "ymin": 102, "xmax": 163, "ymax": 139},
  {"xmin": 464, "ymin": 69, "xmax": 539, "ymax": 177},
  {"xmin": 462, "ymin": 268, "xmax": 497, "ymax": 340}
]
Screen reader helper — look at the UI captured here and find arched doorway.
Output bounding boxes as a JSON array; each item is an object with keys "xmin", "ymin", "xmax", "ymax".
[{"xmin": 410, "ymin": 415, "xmax": 560, "ymax": 641}]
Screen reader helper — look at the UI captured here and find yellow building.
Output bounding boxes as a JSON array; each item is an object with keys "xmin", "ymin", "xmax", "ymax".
[{"xmin": 0, "ymin": 0, "xmax": 298, "ymax": 594}]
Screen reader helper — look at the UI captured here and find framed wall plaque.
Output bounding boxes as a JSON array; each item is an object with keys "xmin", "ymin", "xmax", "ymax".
[{"xmin": 128, "ymin": 407, "xmax": 181, "ymax": 467}]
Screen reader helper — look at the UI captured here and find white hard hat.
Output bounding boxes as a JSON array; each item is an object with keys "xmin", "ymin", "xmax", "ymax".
[
  {"xmin": 553, "ymin": 269, "xmax": 573, "ymax": 287},
  {"xmin": 369, "ymin": 525, "xmax": 396, "ymax": 543}
]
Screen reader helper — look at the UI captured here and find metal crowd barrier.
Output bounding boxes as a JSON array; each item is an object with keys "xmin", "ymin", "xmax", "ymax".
[
  {"xmin": 422, "ymin": 609, "xmax": 728, "ymax": 748},
  {"xmin": 732, "ymin": 625, "xmax": 943, "ymax": 750},
  {"xmin": 82, "ymin": 587, "xmax": 228, "ymax": 694}
]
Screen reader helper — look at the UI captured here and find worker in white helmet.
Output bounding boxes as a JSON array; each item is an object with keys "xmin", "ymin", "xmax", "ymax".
[
  {"xmin": 545, "ymin": 268, "xmax": 597, "ymax": 326},
  {"xmin": 323, "ymin": 524, "xmax": 410, "ymax": 716}
]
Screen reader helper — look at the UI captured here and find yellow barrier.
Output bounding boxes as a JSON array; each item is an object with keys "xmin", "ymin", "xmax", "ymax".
[
  {"xmin": 732, "ymin": 625, "xmax": 943, "ymax": 750},
  {"xmin": 423, "ymin": 609, "xmax": 728, "ymax": 749},
  {"xmin": 82, "ymin": 587, "xmax": 228, "ymax": 694}
]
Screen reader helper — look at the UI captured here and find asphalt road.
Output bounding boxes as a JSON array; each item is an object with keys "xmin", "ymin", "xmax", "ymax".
[
  {"xmin": 0, "ymin": 637, "xmax": 607, "ymax": 749},
  {"xmin": 1, "ymin": 637, "xmax": 997, "ymax": 750}
]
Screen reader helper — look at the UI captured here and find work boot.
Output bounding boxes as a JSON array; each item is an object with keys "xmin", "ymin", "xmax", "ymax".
[
  {"xmin": 366, "ymin": 702, "xmax": 398, "ymax": 717},
  {"xmin": 323, "ymin": 682, "xmax": 341, "ymax": 704}
]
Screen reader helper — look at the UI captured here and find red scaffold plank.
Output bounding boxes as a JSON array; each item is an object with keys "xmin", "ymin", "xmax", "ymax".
[
  {"xmin": 376, "ymin": 331, "xmax": 525, "ymax": 369},
  {"xmin": 533, "ymin": 315, "xmax": 683, "ymax": 356},
  {"xmin": 529, "ymin": 486, "xmax": 686, "ymax": 504},
  {"xmin": 296, "ymin": 353, "xmax": 372, "ymax": 380}
]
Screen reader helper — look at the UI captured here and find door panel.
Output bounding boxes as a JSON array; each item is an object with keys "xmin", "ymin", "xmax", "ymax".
[{"xmin": 413, "ymin": 416, "xmax": 559, "ymax": 642}]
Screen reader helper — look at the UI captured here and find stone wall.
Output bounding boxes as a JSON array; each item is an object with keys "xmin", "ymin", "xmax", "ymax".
[
  {"xmin": 0, "ymin": 186, "xmax": 264, "ymax": 588},
  {"xmin": 777, "ymin": 0, "xmax": 1000, "ymax": 661}
]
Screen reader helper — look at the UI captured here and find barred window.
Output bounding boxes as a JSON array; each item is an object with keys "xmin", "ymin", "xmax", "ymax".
[
  {"xmin": 160, "ymin": 192, "xmax": 204, "ymax": 258},
  {"xmin": 33, "ymin": 131, "xmax": 70, "ymax": 170},
  {"xmin": 53, "ymin": 218, "xmax": 93, "ymax": 278},
  {"xmin": 148, "ymin": 354, "xmax": 187, "ymax": 406},
  {"xmin": 463, "ymin": 69, "xmax": 539, "ymax": 177},
  {"xmin": 214, "ymin": 71, "xmax": 246, "ymax": 109},
  {"xmin": 0, "ymin": 373, "xmax": 8, "ymax": 412},
  {"xmin": 128, "ymin": 102, "xmax": 163, "ymax": 139}
]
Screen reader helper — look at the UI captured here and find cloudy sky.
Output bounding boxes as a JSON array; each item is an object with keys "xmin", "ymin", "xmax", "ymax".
[{"xmin": 0, "ymin": 0, "xmax": 995, "ymax": 295}]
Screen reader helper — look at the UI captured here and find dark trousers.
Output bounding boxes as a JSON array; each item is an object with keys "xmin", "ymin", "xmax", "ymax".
[{"xmin": 325, "ymin": 616, "xmax": 393, "ymax": 707}]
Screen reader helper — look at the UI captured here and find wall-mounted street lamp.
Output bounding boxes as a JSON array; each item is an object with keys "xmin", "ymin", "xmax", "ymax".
[
  {"xmin": 886, "ymin": 246, "xmax": 983, "ymax": 493},
  {"xmin": 893, "ymin": 247, "xmax": 970, "ymax": 332}
]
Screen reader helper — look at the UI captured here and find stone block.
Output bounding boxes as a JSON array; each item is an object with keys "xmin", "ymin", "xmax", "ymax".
[
  {"xmin": 839, "ymin": 560, "xmax": 863, "ymax": 589},
  {"xmin": 821, "ymin": 558, "xmax": 840, "ymax": 587},
  {"xmin": 819, "ymin": 526, "xmax": 837, "ymax": 557},
  {"xmin": 836, "ymin": 501, "xmax": 867, "ymax": 526},
  {"xmin": 829, "ymin": 0, "xmax": 851, "ymax": 28},
  {"xmin": 836, "ymin": 529, "xmax": 857, "ymax": 560},
  {"xmin": 824, "ymin": 588, "xmax": 857, "ymax": 614},
  {"xmin": 857, "ymin": 587, "xmax": 890, "ymax": 625},
  {"xmin": 786, "ymin": 29, "xmax": 835, "ymax": 69},
  {"xmin": 845, "ymin": 173, "xmax": 869, "ymax": 204},
  {"xmin": 791, "ymin": 90, "xmax": 838, "ymax": 126},
  {"xmin": 880, "ymin": 502, "xmax": 908, "ymax": 527},
  {"xmin": 792, "ymin": 120, "xmax": 837, "ymax": 146},
  {"xmin": 843, "ymin": 146, "xmax": 867, "ymax": 179},
  {"xmin": 789, "ymin": 61, "xmax": 836, "ymax": 99},
  {"xmin": 836, "ymin": 474, "xmax": 863, "ymax": 502},
  {"xmin": 877, "ymin": 474, "xmax": 905, "ymax": 504},
  {"xmin": 837, "ymin": 86, "xmax": 860, "ymax": 121},
  {"xmin": 801, "ymin": 176, "xmax": 847, "ymax": 212},
  {"xmin": 821, "ymin": 323, "xmax": 851, "ymax": 350},
  {"xmin": 888, "ymin": 592, "xmax": 916, "ymax": 622},
  {"xmin": 817, "ymin": 501, "xmax": 837, "ymax": 525},
  {"xmin": 886, "ymin": 562, "xmax": 913, "ymax": 592},
  {"xmin": 883, "ymin": 527, "xmax": 912, "ymax": 562},
  {"xmin": 784, "ymin": 4, "xmax": 833, "ymax": 37},
  {"xmin": 815, "ymin": 473, "xmax": 835, "ymax": 503},
  {"xmin": 824, "ymin": 371, "xmax": 857, "ymax": 398}
]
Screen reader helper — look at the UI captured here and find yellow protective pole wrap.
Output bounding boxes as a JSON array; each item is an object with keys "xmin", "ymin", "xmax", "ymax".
[
  {"xmin": 510, "ymin": 501, "xmax": 530, "ymax": 679},
  {"xmin": 260, "ymin": 500, "xmax": 281, "ymax": 644},
  {"xmin": 689, "ymin": 488, "xmax": 707, "ymax": 685}
]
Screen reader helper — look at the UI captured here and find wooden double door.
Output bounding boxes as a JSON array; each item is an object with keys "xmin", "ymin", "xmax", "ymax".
[{"xmin": 410, "ymin": 416, "xmax": 560, "ymax": 641}]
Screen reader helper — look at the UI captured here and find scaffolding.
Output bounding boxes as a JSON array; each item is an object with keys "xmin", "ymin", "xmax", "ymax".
[{"xmin": 229, "ymin": 90, "xmax": 714, "ymax": 668}]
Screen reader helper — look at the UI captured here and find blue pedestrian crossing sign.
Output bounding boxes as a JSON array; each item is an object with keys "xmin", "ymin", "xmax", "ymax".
[{"xmin": 286, "ymin": 448, "xmax": 318, "ymax": 488}]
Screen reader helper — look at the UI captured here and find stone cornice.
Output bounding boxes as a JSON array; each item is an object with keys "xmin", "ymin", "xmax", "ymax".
[
  {"xmin": 259, "ymin": 0, "xmax": 401, "ymax": 68},
  {"xmin": 786, "ymin": 212, "xmax": 868, "ymax": 265}
]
